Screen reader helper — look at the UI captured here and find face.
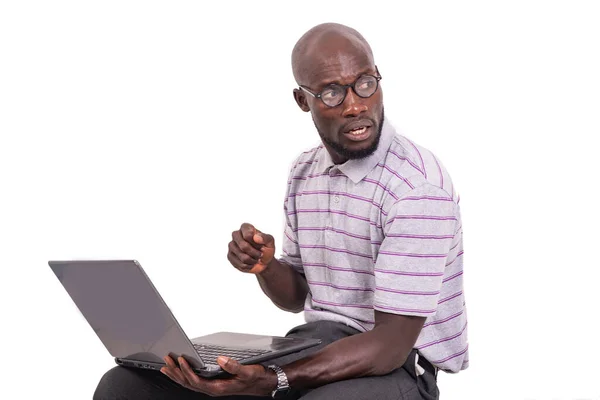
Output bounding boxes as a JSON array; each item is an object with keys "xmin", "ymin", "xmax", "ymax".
[{"xmin": 293, "ymin": 43, "xmax": 384, "ymax": 164}]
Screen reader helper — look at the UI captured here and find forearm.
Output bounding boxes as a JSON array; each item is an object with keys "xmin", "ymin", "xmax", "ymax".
[
  {"xmin": 283, "ymin": 314, "xmax": 425, "ymax": 389},
  {"xmin": 256, "ymin": 259, "xmax": 308, "ymax": 312}
]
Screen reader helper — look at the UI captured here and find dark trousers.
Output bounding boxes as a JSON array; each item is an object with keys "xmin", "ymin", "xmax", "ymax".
[{"xmin": 94, "ymin": 321, "xmax": 439, "ymax": 400}]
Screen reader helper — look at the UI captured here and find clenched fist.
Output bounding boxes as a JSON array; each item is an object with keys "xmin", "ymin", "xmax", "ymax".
[{"xmin": 227, "ymin": 223, "xmax": 275, "ymax": 274}]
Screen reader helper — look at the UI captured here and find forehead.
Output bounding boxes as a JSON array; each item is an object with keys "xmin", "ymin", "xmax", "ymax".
[{"xmin": 300, "ymin": 36, "xmax": 375, "ymax": 87}]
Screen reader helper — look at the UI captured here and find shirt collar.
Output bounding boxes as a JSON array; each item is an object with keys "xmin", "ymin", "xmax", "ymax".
[{"xmin": 315, "ymin": 118, "xmax": 396, "ymax": 184}]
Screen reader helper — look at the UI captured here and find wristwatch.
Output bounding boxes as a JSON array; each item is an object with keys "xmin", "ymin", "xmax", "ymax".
[{"xmin": 266, "ymin": 364, "xmax": 291, "ymax": 399}]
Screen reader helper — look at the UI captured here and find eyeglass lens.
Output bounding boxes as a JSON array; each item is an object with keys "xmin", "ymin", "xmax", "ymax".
[{"xmin": 320, "ymin": 75, "xmax": 379, "ymax": 107}]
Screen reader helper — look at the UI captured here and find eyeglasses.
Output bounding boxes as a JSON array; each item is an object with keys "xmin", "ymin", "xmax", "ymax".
[{"xmin": 299, "ymin": 67, "xmax": 382, "ymax": 107}]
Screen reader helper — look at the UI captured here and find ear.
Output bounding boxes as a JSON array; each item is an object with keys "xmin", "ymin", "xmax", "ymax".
[{"xmin": 293, "ymin": 89, "xmax": 311, "ymax": 112}]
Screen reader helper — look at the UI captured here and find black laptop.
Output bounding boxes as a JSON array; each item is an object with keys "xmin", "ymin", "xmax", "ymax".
[{"xmin": 48, "ymin": 260, "xmax": 320, "ymax": 377}]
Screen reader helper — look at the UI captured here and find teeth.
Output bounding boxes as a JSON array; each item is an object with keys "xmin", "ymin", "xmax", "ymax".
[{"xmin": 349, "ymin": 127, "xmax": 367, "ymax": 135}]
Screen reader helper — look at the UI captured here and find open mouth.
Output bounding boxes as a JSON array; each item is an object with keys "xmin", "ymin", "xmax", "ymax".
[{"xmin": 343, "ymin": 125, "xmax": 372, "ymax": 142}]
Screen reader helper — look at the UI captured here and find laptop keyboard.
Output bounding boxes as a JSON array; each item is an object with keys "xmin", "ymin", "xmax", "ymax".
[{"xmin": 193, "ymin": 344, "xmax": 272, "ymax": 364}]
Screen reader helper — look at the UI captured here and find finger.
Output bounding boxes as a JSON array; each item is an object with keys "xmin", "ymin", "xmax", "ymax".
[
  {"xmin": 164, "ymin": 355, "xmax": 178, "ymax": 368},
  {"xmin": 227, "ymin": 250, "xmax": 256, "ymax": 273},
  {"xmin": 232, "ymin": 230, "xmax": 263, "ymax": 257},
  {"xmin": 163, "ymin": 356, "xmax": 188, "ymax": 385},
  {"xmin": 161, "ymin": 365, "xmax": 188, "ymax": 388},
  {"xmin": 178, "ymin": 357, "xmax": 202, "ymax": 386},
  {"xmin": 253, "ymin": 231, "xmax": 275, "ymax": 266},
  {"xmin": 253, "ymin": 231, "xmax": 275, "ymax": 248},
  {"xmin": 217, "ymin": 356, "xmax": 244, "ymax": 377},
  {"xmin": 229, "ymin": 240, "xmax": 260, "ymax": 265},
  {"xmin": 240, "ymin": 223, "xmax": 257, "ymax": 243},
  {"xmin": 161, "ymin": 366, "xmax": 181, "ymax": 383},
  {"xmin": 258, "ymin": 246, "xmax": 275, "ymax": 265}
]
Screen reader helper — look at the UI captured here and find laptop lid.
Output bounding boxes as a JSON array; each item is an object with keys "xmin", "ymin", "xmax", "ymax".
[{"xmin": 48, "ymin": 260, "xmax": 206, "ymax": 371}]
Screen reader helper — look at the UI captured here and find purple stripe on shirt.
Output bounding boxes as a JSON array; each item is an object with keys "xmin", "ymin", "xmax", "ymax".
[
  {"xmin": 449, "ymin": 240, "xmax": 461, "ymax": 252},
  {"xmin": 374, "ymin": 268, "xmax": 444, "ymax": 277},
  {"xmin": 378, "ymin": 163, "xmax": 415, "ymax": 189},
  {"xmin": 363, "ymin": 177, "xmax": 399, "ymax": 201},
  {"xmin": 290, "ymin": 172, "xmax": 329, "ymax": 181},
  {"xmin": 442, "ymin": 270, "xmax": 463, "ymax": 283},
  {"xmin": 445, "ymin": 250, "xmax": 464, "ymax": 267},
  {"xmin": 386, "ymin": 215, "xmax": 457, "ymax": 226},
  {"xmin": 386, "ymin": 233, "xmax": 454, "ymax": 240},
  {"xmin": 376, "ymin": 286, "xmax": 440, "ymax": 296},
  {"xmin": 389, "ymin": 147, "xmax": 425, "ymax": 175},
  {"xmin": 378, "ymin": 250, "xmax": 447, "ymax": 258},
  {"xmin": 432, "ymin": 344, "xmax": 469, "ymax": 364},
  {"xmin": 300, "ymin": 244, "xmax": 372, "ymax": 259},
  {"xmin": 422, "ymin": 310, "xmax": 464, "ymax": 328},
  {"xmin": 290, "ymin": 209, "xmax": 385, "ymax": 229},
  {"xmin": 281, "ymin": 249, "xmax": 301, "ymax": 259},
  {"xmin": 454, "ymin": 225, "xmax": 462, "ymax": 236},
  {"xmin": 308, "ymin": 280, "xmax": 373, "ymax": 292},
  {"xmin": 304, "ymin": 308, "xmax": 376, "ymax": 327},
  {"xmin": 417, "ymin": 322, "xmax": 468, "ymax": 350},
  {"xmin": 296, "ymin": 159, "xmax": 318, "ymax": 165},
  {"xmin": 438, "ymin": 291, "xmax": 463, "ymax": 304},
  {"xmin": 295, "ymin": 226, "xmax": 371, "ymax": 241},
  {"xmin": 300, "ymin": 147, "xmax": 319, "ymax": 156},
  {"xmin": 312, "ymin": 297, "xmax": 373, "ymax": 310},
  {"xmin": 433, "ymin": 153, "xmax": 443, "ymax": 189},
  {"xmin": 398, "ymin": 196, "xmax": 453, "ymax": 202},
  {"xmin": 288, "ymin": 209, "xmax": 371, "ymax": 223},
  {"xmin": 374, "ymin": 303, "xmax": 436, "ymax": 314},
  {"xmin": 304, "ymin": 262, "xmax": 375, "ymax": 276},
  {"xmin": 406, "ymin": 138, "xmax": 426, "ymax": 178},
  {"xmin": 289, "ymin": 190, "xmax": 384, "ymax": 211},
  {"xmin": 289, "ymin": 174, "xmax": 399, "ymax": 202},
  {"xmin": 284, "ymin": 230, "xmax": 298, "ymax": 244},
  {"xmin": 351, "ymin": 320, "xmax": 371, "ymax": 331},
  {"xmin": 290, "ymin": 159, "xmax": 318, "ymax": 174}
]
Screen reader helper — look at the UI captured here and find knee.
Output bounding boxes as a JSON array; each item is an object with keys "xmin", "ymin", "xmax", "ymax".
[{"xmin": 93, "ymin": 366, "xmax": 133, "ymax": 400}]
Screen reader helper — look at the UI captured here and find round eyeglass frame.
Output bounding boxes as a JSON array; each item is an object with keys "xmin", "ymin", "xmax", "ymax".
[{"xmin": 298, "ymin": 67, "xmax": 382, "ymax": 107}]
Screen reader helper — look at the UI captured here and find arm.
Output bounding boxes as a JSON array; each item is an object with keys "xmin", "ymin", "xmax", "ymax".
[
  {"xmin": 282, "ymin": 311, "xmax": 425, "ymax": 388},
  {"xmin": 161, "ymin": 310, "xmax": 425, "ymax": 396},
  {"xmin": 283, "ymin": 184, "xmax": 457, "ymax": 387},
  {"xmin": 256, "ymin": 258, "xmax": 309, "ymax": 313},
  {"xmin": 227, "ymin": 223, "xmax": 309, "ymax": 312}
]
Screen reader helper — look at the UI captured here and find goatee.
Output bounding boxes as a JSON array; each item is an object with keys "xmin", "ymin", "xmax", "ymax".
[{"xmin": 315, "ymin": 108, "xmax": 385, "ymax": 161}]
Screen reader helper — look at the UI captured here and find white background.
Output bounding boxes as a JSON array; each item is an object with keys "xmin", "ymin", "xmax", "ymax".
[{"xmin": 1, "ymin": 1, "xmax": 599, "ymax": 399}]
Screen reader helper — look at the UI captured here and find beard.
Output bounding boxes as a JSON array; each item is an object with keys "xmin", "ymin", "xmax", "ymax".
[{"xmin": 315, "ymin": 108, "xmax": 385, "ymax": 161}]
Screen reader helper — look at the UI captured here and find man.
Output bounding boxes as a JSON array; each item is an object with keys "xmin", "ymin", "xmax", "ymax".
[{"xmin": 94, "ymin": 22, "xmax": 468, "ymax": 400}]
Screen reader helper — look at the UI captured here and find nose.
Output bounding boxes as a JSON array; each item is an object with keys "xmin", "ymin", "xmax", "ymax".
[{"xmin": 341, "ymin": 87, "xmax": 368, "ymax": 117}]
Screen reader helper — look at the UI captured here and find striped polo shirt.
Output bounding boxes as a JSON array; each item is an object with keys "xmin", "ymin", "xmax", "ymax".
[{"xmin": 278, "ymin": 118, "xmax": 468, "ymax": 373}]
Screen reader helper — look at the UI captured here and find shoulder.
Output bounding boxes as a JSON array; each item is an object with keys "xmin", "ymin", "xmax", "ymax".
[
  {"xmin": 288, "ymin": 144, "xmax": 323, "ymax": 176},
  {"xmin": 384, "ymin": 133, "xmax": 458, "ymax": 202}
]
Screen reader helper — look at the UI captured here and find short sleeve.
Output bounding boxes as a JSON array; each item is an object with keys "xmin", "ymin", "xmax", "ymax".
[
  {"xmin": 374, "ymin": 184, "xmax": 457, "ymax": 317},
  {"xmin": 277, "ymin": 162, "xmax": 304, "ymax": 274}
]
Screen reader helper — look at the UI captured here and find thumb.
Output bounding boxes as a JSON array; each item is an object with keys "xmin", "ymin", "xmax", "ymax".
[
  {"xmin": 249, "ymin": 230, "xmax": 275, "ymax": 274},
  {"xmin": 253, "ymin": 231, "xmax": 274, "ymax": 248},
  {"xmin": 217, "ymin": 356, "xmax": 243, "ymax": 376}
]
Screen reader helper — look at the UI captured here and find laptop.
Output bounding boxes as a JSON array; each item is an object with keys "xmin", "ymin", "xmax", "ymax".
[{"xmin": 48, "ymin": 260, "xmax": 321, "ymax": 378}]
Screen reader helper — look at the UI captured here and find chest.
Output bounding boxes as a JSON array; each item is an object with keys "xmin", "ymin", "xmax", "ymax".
[{"xmin": 289, "ymin": 171, "xmax": 389, "ymax": 260}]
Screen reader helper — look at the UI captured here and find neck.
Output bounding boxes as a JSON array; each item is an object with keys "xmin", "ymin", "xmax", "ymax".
[{"xmin": 323, "ymin": 143, "xmax": 347, "ymax": 164}]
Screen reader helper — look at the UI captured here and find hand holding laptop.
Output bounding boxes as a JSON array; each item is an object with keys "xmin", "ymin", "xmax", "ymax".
[{"xmin": 160, "ymin": 354, "xmax": 277, "ymax": 397}]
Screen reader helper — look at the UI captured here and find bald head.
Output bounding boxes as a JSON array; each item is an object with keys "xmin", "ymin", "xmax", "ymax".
[{"xmin": 291, "ymin": 23, "xmax": 374, "ymax": 85}]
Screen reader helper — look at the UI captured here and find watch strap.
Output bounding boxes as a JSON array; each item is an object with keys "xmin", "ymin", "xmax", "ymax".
[{"xmin": 267, "ymin": 364, "xmax": 290, "ymax": 398}]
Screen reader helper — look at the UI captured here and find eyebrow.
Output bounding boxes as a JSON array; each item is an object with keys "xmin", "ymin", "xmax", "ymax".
[{"xmin": 314, "ymin": 68, "xmax": 374, "ymax": 89}]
